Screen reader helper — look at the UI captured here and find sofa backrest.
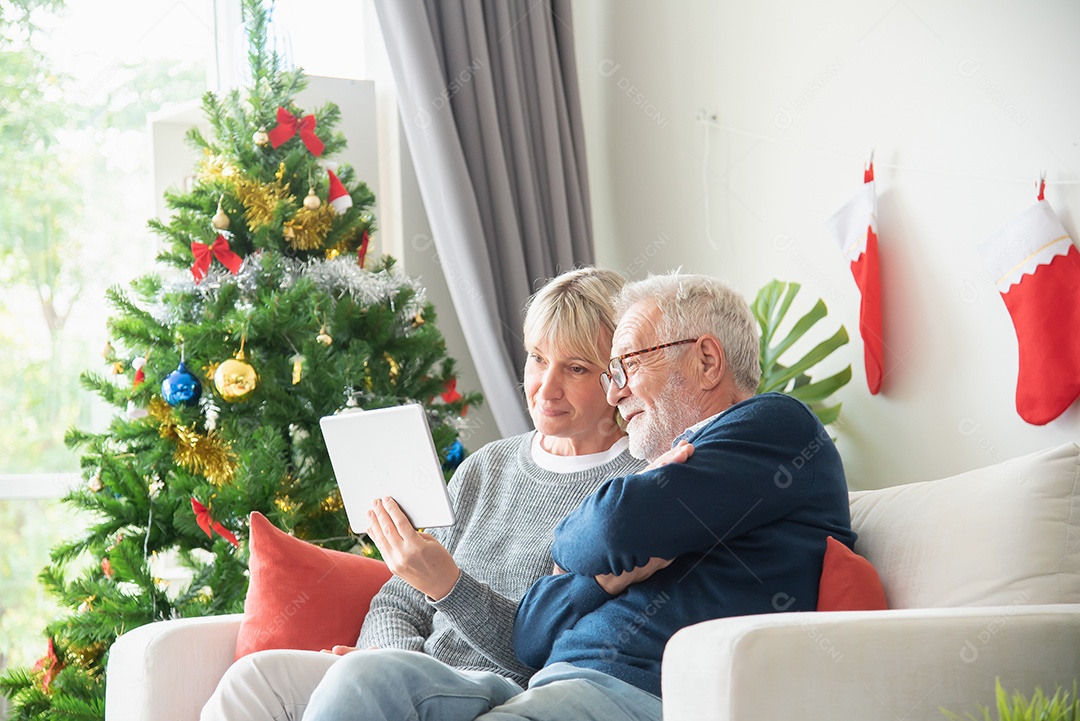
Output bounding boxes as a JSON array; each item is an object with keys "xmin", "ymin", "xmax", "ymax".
[{"xmin": 848, "ymin": 442, "xmax": 1080, "ymax": 610}]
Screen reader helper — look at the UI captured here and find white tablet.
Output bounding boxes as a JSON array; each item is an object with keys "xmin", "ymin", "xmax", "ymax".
[{"xmin": 319, "ymin": 404, "xmax": 456, "ymax": 535}]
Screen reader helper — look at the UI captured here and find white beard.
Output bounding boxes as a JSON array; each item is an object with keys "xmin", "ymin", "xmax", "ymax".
[{"xmin": 624, "ymin": 374, "xmax": 702, "ymax": 462}]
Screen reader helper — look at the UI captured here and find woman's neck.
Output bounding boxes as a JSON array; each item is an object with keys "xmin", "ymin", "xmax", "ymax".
[{"xmin": 539, "ymin": 430, "xmax": 625, "ymax": 457}]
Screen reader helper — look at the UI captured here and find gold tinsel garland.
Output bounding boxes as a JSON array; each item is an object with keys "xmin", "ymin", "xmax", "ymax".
[
  {"xmin": 67, "ymin": 641, "xmax": 107, "ymax": 670},
  {"xmin": 325, "ymin": 228, "xmax": 366, "ymax": 260},
  {"xmin": 236, "ymin": 174, "xmax": 292, "ymax": 231},
  {"xmin": 148, "ymin": 397, "xmax": 176, "ymax": 430},
  {"xmin": 200, "ymin": 155, "xmax": 346, "ymax": 253},
  {"xmin": 201, "ymin": 155, "xmax": 293, "ymax": 232},
  {"xmin": 148, "ymin": 398, "xmax": 238, "ymax": 485},
  {"xmin": 173, "ymin": 426, "xmax": 238, "ymax": 486},
  {"xmin": 199, "ymin": 152, "xmax": 237, "ymax": 182},
  {"xmin": 284, "ymin": 203, "xmax": 337, "ymax": 251}
]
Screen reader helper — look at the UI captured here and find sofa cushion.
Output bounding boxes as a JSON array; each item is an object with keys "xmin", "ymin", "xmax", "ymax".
[
  {"xmin": 849, "ymin": 443, "xmax": 1080, "ymax": 609},
  {"xmin": 235, "ymin": 512, "xmax": 393, "ymax": 659},
  {"xmin": 817, "ymin": 536, "xmax": 888, "ymax": 611}
]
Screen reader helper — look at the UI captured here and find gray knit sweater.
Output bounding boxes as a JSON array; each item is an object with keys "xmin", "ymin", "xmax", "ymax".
[{"xmin": 356, "ymin": 431, "xmax": 645, "ymax": 687}]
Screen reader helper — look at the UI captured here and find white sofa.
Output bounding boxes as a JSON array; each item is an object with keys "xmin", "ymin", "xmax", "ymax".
[{"xmin": 106, "ymin": 442, "xmax": 1080, "ymax": 721}]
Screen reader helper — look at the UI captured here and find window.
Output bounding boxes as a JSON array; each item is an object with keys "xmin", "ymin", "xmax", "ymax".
[
  {"xmin": 0, "ymin": 2, "xmax": 389, "ymax": 701},
  {"xmin": 268, "ymin": 0, "xmax": 365, "ymax": 80},
  {"xmin": 0, "ymin": 0, "xmax": 212, "ymax": 695}
]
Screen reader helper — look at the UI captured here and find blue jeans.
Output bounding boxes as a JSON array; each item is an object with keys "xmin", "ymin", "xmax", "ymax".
[
  {"xmin": 302, "ymin": 650, "xmax": 662, "ymax": 721},
  {"xmin": 476, "ymin": 663, "xmax": 662, "ymax": 721}
]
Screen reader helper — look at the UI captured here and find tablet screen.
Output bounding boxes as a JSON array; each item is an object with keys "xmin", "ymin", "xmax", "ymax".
[{"xmin": 319, "ymin": 404, "xmax": 456, "ymax": 535}]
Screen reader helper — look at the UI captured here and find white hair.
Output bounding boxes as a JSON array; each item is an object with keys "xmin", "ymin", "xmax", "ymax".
[{"xmin": 616, "ymin": 271, "xmax": 761, "ymax": 394}]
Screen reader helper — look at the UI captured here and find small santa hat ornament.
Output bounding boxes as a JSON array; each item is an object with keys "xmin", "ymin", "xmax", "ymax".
[{"xmin": 327, "ymin": 170, "xmax": 352, "ymax": 215}]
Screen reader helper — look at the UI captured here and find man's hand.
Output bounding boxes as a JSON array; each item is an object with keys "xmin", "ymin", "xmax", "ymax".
[
  {"xmin": 594, "ymin": 556, "xmax": 672, "ymax": 595},
  {"xmin": 645, "ymin": 440, "xmax": 694, "ymax": 472},
  {"xmin": 366, "ymin": 497, "xmax": 461, "ymax": 601}
]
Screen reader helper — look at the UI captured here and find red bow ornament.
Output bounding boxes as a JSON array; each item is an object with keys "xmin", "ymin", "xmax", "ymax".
[
  {"xmin": 191, "ymin": 497, "xmax": 239, "ymax": 548},
  {"xmin": 33, "ymin": 638, "xmax": 64, "ymax": 692},
  {"xmin": 267, "ymin": 106, "xmax": 325, "ymax": 156},
  {"xmin": 191, "ymin": 235, "xmax": 243, "ymax": 283}
]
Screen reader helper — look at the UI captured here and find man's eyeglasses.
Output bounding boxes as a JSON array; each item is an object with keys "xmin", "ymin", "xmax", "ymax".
[{"xmin": 599, "ymin": 339, "xmax": 698, "ymax": 392}]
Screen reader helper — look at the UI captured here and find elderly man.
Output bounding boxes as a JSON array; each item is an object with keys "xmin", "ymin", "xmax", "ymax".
[{"xmin": 494, "ymin": 271, "xmax": 856, "ymax": 721}]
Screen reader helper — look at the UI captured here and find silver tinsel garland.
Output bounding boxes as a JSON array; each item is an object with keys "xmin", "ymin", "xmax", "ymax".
[
  {"xmin": 134, "ymin": 254, "xmax": 469, "ymax": 452},
  {"xmin": 151, "ymin": 255, "xmax": 427, "ymax": 327}
]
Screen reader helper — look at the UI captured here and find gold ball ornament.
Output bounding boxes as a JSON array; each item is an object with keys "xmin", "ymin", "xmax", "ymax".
[
  {"xmin": 212, "ymin": 199, "xmax": 230, "ymax": 230},
  {"xmin": 213, "ymin": 350, "xmax": 259, "ymax": 402},
  {"xmin": 253, "ymin": 125, "xmax": 270, "ymax": 146},
  {"xmin": 303, "ymin": 187, "xmax": 322, "ymax": 210}
]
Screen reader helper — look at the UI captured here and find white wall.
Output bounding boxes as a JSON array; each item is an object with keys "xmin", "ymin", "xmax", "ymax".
[{"xmin": 574, "ymin": 0, "xmax": 1080, "ymax": 489}]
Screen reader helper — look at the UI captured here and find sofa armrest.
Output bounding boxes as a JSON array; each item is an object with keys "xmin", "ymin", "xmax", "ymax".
[
  {"xmin": 105, "ymin": 614, "xmax": 243, "ymax": 721},
  {"xmin": 662, "ymin": 605, "xmax": 1080, "ymax": 721}
]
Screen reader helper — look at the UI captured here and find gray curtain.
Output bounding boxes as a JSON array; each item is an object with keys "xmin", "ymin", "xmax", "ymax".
[{"xmin": 374, "ymin": 0, "xmax": 594, "ymax": 436}]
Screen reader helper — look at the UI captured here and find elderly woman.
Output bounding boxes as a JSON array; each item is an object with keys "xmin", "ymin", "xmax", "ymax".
[{"xmin": 202, "ymin": 267, "xmax": 645, "ymax": 720}]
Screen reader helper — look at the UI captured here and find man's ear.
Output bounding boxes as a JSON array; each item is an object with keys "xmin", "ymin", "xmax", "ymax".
[{"xmin": 696, "ymin": 335, "xmax": 725, "ymax": 390}]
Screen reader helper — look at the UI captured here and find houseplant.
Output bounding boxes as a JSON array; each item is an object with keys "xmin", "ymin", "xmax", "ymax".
[
  {"xmin": 941, "ymin": 678, "xmax": 1080, "ymax": 720},
  {"xmin": 753, "ymin": 279, "xmax": 851, "ymax": 425}
]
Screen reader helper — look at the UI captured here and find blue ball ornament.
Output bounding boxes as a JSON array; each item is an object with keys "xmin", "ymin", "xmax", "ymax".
[
  {"xmin": 161, "ymin": 361, "xmax": 203, "ymax": 407},
  {"xmin": 442, "ymin": 438, "xmax": 465, "ymax": 471}
]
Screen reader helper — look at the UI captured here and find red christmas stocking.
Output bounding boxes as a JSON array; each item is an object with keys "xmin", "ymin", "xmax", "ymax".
[
  {"xmin": 826, "ymin": 163, "xmax": 884, "ymax": 394},
  {"xmin": 978, "ymin": 190, "xmax": 1080, "ymax": 425}
]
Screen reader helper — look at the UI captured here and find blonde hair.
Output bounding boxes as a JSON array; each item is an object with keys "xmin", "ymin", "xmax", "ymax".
[
  {"xmin": 523, "ymin": 267, "xmax": 626, "ymax": 366},
  {"xmin": 616, "ymin": 271, "xmax": 761, "ymax": 394}
]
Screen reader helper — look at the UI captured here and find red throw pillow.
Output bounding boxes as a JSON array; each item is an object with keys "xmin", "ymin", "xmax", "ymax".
[
  {"xmin": 816, "ymin": 536, "xmax": 888, "ymax": 611},
  {"xmin": 234, "ymin": 512, "xmax": 393, "ymax": 659}
]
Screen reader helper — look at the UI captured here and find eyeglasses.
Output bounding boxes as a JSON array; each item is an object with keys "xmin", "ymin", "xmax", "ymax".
[{"xmin": 599, "ymin": 338, "xmax": 698, "ymax": 392}]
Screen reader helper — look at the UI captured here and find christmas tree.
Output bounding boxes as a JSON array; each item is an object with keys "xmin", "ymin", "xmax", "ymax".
[{"xmin": 0, "ymin": 2, "xmax": 479, "ymax": 718}]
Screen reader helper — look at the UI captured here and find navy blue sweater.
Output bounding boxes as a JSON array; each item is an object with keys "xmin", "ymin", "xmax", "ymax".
[{"xmin": 513, "ymin": 393, "xmax": 855, "ymax": 697}]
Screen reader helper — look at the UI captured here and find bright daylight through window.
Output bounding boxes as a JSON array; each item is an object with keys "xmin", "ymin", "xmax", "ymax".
[
  {"xmin": 0, "ymin": 0, "xmax": 210, "ymax": 701},
  {"xmin": 0, "ymin": 2, "xmax": 366, "ymax": 709}
]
